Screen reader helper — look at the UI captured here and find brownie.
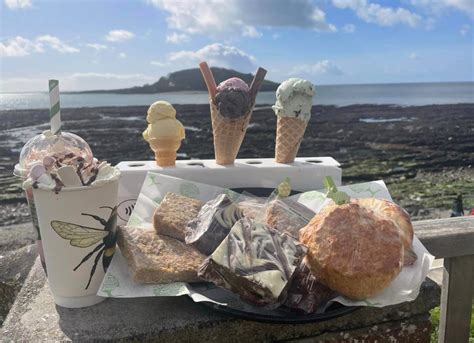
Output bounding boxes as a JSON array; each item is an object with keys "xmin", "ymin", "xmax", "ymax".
[
  {"xmin": 153, "ymin": 192, "xmax": 204, "ymax": 241},
  {"xmin": 265, "ymin": 198, "xmax": 315, "ymax": 238},
  {"xmin": 198, "ymin": 217, "xmax": 307, "ymax": 306},
  {"xmin": 118, "ymin": 226, "xmax": 205, "ymax": 284},
  {"xmin": 185, "ymin": 194, "xmax": 243, "ymax": 255},
  {"xmin": 284, "ymin": 261, "xmax": 336, "ymax": 313}
]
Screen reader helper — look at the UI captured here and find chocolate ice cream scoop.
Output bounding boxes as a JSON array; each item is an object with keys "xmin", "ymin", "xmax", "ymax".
[
  {"xmin": 215, "ymin": 89, "xmax": 251, "ymax": 119},
  {"xmin": 215, "ymin": 77, "xmax": 251, "ymax": 119}
]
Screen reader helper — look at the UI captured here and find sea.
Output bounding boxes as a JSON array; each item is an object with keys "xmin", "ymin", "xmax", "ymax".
[{"xmin": 1, "ymin": 82, "xmax": 473, "ymax": 111}]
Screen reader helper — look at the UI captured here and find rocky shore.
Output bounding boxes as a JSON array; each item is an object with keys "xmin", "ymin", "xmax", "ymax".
[
  {"xmin": 0, "ymin": 103, "xmax": 472, "ymax": 325},
  {"xmin": 1, "ymin": 103, "xmax": 472, "ymax": 229}
]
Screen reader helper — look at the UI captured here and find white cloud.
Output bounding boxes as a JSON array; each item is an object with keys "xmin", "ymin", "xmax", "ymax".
[
  {"xmin": 147, "ymin": 0, "xmax": 336, "ymax": 38},
  {"xmin": 242, "ymin": 25, "xmax": 262, "ymax": 38},
  {"xmin": 410, "ymin": 0, "xmax": 473, "ymax": 18},
  {"xmin": 332, "ymin": 0, "xmax": 422, "ymax": 27},
  {"xmin": 118, "ymin": 52, "xmax": 126, "ymax": 59},
  {"xmin": 1, "ymin": 73, "xmax": 157, "ymax": 92},
  {"xmin": 86, "ymin": 43, "xmax": 107, "ymax": 51},
  {"xmin": 165, "ymin": 32, "xmax": 190, "ymax": 44},
  {"xmin": 460, "ymin": 24, "xmax": 470, "ymax": 36},
  {"xmin": 105, "ymin": 30, "xmax": 135, "ymax": 42},
  {"xmin": 168, "ymin": 43, "xmax": 256, "ymax": 72},
  {"xmin": 4, "ymin": 0, "xmax": 32, "ymax": 9},
  {"xmin": 36, "ymin": 35, "xmax": 79, "ymax": 53},
  {"xmin": 150, "ymin": 60, "xmax": 168, "ymax": 67},
  {"xmin": 0, "ymin": 35, "xmax": 79, "ymax": 57},
  {"xmin": 342, "ymin": 24, "xmax": 356, "ymax": 33},
  {"xmin": 290, "ymin": 60, "xmax": 343, "ymax": 76},
  {"xmin": 409, "ymin": 52, "xmax": 419, "ymax": 59},
  {"xmin": 70, "ymin": 72, "xmax": 155, "ymax": 81},
  {"xmin": 0, "ymin": 36, "xmax": 42, "ymax": 57},
  {"xmin": 272, "ymin": 33, "xmax": 280, "ymax": 40}
]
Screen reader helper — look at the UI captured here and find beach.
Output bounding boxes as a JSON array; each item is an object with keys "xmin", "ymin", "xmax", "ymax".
[{"xmin": 1, "ymin": 103, "xmax": 473, "ymax": 231}]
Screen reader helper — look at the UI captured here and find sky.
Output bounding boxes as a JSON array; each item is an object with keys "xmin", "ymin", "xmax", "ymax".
[{"xmin": 0, "ymin": 0, "xmax": 473, "ymax": 92}]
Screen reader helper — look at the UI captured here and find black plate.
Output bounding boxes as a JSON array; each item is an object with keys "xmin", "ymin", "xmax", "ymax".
[
  {"xmin": 188, "ymin": 283, "xmax": 358, "ymax": 324},
  {"xmin": 231, "ymin": 187, "xmax": 300, "ymax": 197}
]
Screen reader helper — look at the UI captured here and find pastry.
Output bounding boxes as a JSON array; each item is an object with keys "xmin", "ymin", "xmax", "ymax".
[
  {"xmin": 117, "ymin": 226, "xmax": 205, "ymax": 284},
  {"xmin": 265, "ymin": 198, "xmax": 315, "ymax": 238},
  {"xmin": 354, "ymin": 198, "xmax": 417, "ymax": 265},
  {"xmin": 300, "ymin": 200, "xmax": 405, "ymax": 300},
  {"xmin": 153, "ymin": 192, "xmax": 204, "ymax": 241},
  {"xmin": 198, "ymin": 217, "xmax": 307, "ymax": 306},
  {"xmin": 185, "ymin": 194, "xmax": 243, "ymax": 255}
]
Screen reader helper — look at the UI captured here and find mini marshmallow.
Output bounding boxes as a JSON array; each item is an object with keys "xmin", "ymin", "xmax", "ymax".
[
  {"xmin": 43, "ymin": 156, "xmax": 56, "ymax": 168},
  {"xmin": 36, "ymin": 173, "xmax": 55, "ymax": 187},
  {"xmin": 29, "ymin": 164, "xmax": 47, "ymax": 181}
]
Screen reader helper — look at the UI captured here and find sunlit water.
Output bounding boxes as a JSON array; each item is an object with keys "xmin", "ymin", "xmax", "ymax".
[{"xmin": 1, "ymin": 82, "xmax": 473, "ymax": 111}]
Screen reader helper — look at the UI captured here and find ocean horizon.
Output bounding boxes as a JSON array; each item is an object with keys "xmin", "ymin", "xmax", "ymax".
[{"xmin": 1, "ymin": 81, "xmax": 473, "ymax": 111}]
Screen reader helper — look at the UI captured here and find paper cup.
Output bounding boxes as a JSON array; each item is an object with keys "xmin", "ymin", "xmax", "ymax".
[
  {"xmin": 14, "ymin": 163, "xmax": 47, "ymax": 272},
  {"xmin": 33, "ymin": 177, "xmax": 119, "ymax": 308}
]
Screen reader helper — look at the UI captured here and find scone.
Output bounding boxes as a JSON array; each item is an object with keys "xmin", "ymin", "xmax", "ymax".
[
  {"xmin": 354, "ymin": 198, "xmax": 417, "ymax": 265},
  {"xmin": 118, "ymin": 226, "xmax": 205, "ymax": 284},
  {"xmin": 300, "ymin": 200, "xmax": 405, "ymax": 300},
  {"xmin": 153, "ymin": 192, "xmax": 203, "ymax": 241}
]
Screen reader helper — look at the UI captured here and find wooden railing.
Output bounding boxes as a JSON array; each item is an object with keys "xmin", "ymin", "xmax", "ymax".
[{"xmin": 414, "ymin": 216, "xmax": 474, "ymax": 343}]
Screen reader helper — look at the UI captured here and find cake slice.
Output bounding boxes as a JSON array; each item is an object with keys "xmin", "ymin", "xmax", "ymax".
[
  {"xmin": 284, "ymin": 261, "xmax": 336, "ymax": 313},
  {"xmin": 118, "ymin": 226, "xmax": 205, "ymax": 284},
  {"xmin": 185, "ymin": 193, "xmax": 244, "ymax": 255},
  {"xmin": 265, "ymin": 198, "xmax": 315, "ymax": 238},
  {"xmin": 153, "ymin": 192, "xmax": 204, "ymax": 242},
  {"xmin": 198, "ymin": 217, "xmax": 307, "ymax": 306}
]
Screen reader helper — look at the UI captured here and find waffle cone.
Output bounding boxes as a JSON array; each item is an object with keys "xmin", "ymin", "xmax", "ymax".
[
  {"xmin": 275, "ymin": 116, "xmax": 308, "ymax": 163},
  {"xmin": 210, "ymin": 102, "xmax": 252, "ymax": 165},
  {"xmin": 148, "ymin": 137, "xmax": 182, "ymax": 167}
]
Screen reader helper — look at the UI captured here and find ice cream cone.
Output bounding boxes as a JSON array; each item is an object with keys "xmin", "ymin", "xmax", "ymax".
[
  {"xmin": 149, "ymin": 138, "xmax": 182, "ymax": 167},
  {"xmin": 275, "ymin": 116, "xmax": 308, "ymax": 164},
  {"xmin": 210, "ymin": 102, "xmax": 251, "ymax": 165}
]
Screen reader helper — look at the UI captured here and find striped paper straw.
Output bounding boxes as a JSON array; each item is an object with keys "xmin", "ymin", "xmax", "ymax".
[{"xmin": 48, "ymin": 79, "xmax": 61, "ymax": 135}]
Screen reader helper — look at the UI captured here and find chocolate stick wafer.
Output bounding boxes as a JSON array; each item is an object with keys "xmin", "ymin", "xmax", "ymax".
[
  {"xmin": 199, "ymin": 61, "xmax": 217, "ymax": 103},
  {"xmin": 249, "ymin": 67, "xmax": 267, "ymax": 103}
]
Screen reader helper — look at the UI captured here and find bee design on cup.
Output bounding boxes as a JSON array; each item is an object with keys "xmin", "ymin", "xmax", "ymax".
[{"xmin": 50, "ymin": 206, "xmax": 118, "ymax": 289}]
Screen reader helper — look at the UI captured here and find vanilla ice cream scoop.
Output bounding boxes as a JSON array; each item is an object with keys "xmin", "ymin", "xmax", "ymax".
[
  {"xmin": 143, "ymin": 100, "xmax": 185, "ymax": 166},
  {"xmin": 272, "ymin": 78, "xmax": 315, "ymax": 122},
  {"xmin": 143, "ymin": 101, "xmax": 185, "ymax": 142}
]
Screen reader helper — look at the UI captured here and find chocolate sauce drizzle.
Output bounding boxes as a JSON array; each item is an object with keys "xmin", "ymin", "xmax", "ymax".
[{"xmin": 50, "ymin": 173, "xmax": 65, "ymax": 194}]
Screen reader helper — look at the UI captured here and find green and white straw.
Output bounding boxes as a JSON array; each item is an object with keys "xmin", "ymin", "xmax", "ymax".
[{"xmin": 48, "ymin": 79, "xmax": 61, "ymax": 135}]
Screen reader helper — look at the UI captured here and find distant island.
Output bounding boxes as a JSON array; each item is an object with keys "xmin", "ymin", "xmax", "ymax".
[{"xmin": 74, "ymin": 67, "xmax": 280, "ymax": 94}]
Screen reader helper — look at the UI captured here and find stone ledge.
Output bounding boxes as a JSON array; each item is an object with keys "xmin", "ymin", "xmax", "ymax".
[{"xmin": 1, "ymin": 258, "xmax": 440, "ymax": 342}]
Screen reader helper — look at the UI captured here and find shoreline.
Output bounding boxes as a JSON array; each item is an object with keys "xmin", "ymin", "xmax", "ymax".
[
  {"xmin": 2, "ymin": 102, "xmax": 474, "ymax": 113},
  {"xmin": 1, "ymin": 103, "xmax": 473, "ymax": 231}
]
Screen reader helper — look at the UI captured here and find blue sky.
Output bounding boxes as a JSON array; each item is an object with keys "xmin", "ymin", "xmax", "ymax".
[{"xmin": 1, "ymin": 0, "xmax": 472, "ymax": 92}]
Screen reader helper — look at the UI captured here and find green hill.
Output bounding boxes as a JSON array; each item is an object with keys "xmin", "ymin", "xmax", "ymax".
[{"xmin": 76, "ymin": 67, "xmax": 279, "ymax": 94}]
